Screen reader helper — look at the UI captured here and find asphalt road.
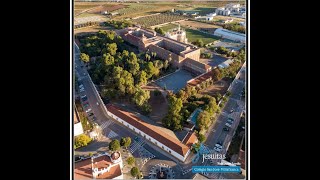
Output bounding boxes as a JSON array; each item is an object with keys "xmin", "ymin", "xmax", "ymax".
[{"xmin": 201, "ymin": 63, "xmax": 246, "ymax": 179}]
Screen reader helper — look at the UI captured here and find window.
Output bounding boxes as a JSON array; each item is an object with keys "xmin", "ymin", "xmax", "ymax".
[
  {"xmin": 169, "ymin": 150, "xmax": 171, "ymax": 154},
  {"xmin": 162, "ymin": 146, "xmax": 164, "ymax": 149}
]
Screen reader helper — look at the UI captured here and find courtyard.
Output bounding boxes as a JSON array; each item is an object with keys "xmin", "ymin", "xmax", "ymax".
[{"xmin": 155, "ymin": 69, "xmax": 194, "ymax": 93}]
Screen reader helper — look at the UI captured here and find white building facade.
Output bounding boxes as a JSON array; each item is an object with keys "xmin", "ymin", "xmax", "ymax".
[
  {"xmin": 106, "ymin": 104, "xmax": 192, "ymax": 162},
  {"xmin": 74, "ymin": 122, "xmax": 84, "ymax": 136}
]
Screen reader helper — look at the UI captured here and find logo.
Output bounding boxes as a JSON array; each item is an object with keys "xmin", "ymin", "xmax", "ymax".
[{"xmin": 202, "ymin": 153, "xmax": 226, "ymax": 163}]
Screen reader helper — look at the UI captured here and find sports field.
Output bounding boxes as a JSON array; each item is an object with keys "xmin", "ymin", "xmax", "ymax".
[{"xmin": 155, "ymin": 69, "xmax": 194, "ymax": 93}]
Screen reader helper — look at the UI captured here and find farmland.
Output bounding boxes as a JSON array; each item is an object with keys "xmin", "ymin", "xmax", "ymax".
[
  {"xmin": 113, "ymin": 3, "xmax": 174, "ymax": 19},
  {"xmin": 87, "ymin": 4, "xmax": 127, "ymax": 14},
  {"xmin": 132, "ymin": 14, "xmax": 187, "ymax": 27}
]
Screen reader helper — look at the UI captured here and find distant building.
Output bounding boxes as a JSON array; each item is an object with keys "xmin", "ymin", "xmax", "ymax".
[
  {"xmin": 195, "ymin": 13, "xmax": 216, "ymax": 21},
  {"xmin": 222, "ymin": 18, "xmax": 234, "ymax": 24},
  {"xmin": 74, "ymin": 152, "xmax": 123, "ymax": 179},
  {"xmin": 214, "ymin": 28, "xmax": 246, "ymax": 43},
  {"xmin": 106, "ymin": 104, "xmax": 198, "ymax": 162},
  {"xmin": 215, "ymin": 7, "xmax": 231, "ymax": 16},
  {"xmin": 215, "ymin": 3, "xmax": 243, "ymax": 16},
  {"xmin": 165, "ymin": 24, "xmax": 188, "ymax": 43},
  {"xmin": 74, "ymin": 108, "xmax": 84, "ymax": 137}
]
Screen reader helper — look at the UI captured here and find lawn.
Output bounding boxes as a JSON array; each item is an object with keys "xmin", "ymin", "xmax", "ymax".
[
  {"xmin": 158, "ymin": 23, "xmax": 179, "ymax": 32},
  {"xmin": 185, "ymin": 28, "xmax": 219, "ymax": 44}
]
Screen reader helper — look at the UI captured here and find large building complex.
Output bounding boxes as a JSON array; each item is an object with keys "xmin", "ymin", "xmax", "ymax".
[
  {"xmin": 118, "ymin": 27, "xmax": 211, "ymax": 75},
  {"xmin": 106, "ymin": 104, "xmax": 198, "ymax": 162},
  {"xmin": 74, "ymin": 152, "xmax": 123, "ymax": 179},
  {"xmin": 214, "ymin": 28, "xmax": 246, "ymax": 43}
]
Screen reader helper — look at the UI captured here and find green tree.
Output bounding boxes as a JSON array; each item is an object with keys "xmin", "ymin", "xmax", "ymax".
[
  {"xmin": 145, "ymin": 62, "xmax": 159, "ymax": 79},
  {"xmin": 132, "ymin": 87, "xmax": 150, "ymax": 106},
  {"xmin": 109, "ymin": 139, "xmax": 120, "ymax": 151},
  {"xmin": 162, "ymin": 95, "xmax": 183, "ymax": 131},
  {"xmin": 204, "ymin": 97, "xmax": 219, "ymax": 116},
  {"xmin": 153, "ymin": 60, "xmax": 163, "ymax": 70},
  {"xmin": 120, "ymin": 137, "xmax": 132, "ymax": 148},
  {"xmin": 193, "ymin": 39, "xmax": 204, "ymax": 47},
  {"xmin": 106, "ymin": 43, "xmax": 117, "ymax": 56},
  {"xmin": 80, "ymin": 53, "xmax": 90, "ymax": 63},
  {"xmin": 75, "ymin": 134, "xmax": 92, "ymax": 149},
  {"xmin": 127, "ymin": 157, "xmax": 135, "ymax": 166},
  {"xmin": 131, "ymin": 167, "xmax": 140, "ymax": 178},
  {"xmin": 155, "ymin": 27, "xmax": 165, "ymax": 35},
  {"xmin": 196, "ymin": 111, "xmax": 211, "ymax": 131},
  {"xmin": 198, "ymin": 133, "xmax": 206, "ymax": 143},
  {"xmin": 136, "ymin": 70, "xmax": 148, "ymax": 86},
  {"xmin": 127, "ymin": 52, "xmax": 140, "ymax": 76},
  {"xmin": 212, "ymin": 68, "xmax": 222, "ymax": 81}
]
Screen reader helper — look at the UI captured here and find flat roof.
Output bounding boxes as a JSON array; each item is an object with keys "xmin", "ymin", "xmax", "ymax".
[{"xmin": 106, "ymin": 104, "xmax": 195, "ymax": 157}]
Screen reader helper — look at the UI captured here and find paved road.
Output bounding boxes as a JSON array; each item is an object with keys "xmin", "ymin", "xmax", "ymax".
[{"xmin": 200, "ymin": 63, "xmax": 246, "ymax": 178}]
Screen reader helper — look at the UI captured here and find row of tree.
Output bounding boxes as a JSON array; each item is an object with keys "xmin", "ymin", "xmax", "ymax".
[
  {"xmin": 222, "ymin": 22, "xmax": 246, "ymax": 34},
  {"xmin": 105, "ymin": 20, "xmax": 133, "ymax": 29},
  {"xmin": 74, "ymin": 21, "xmax": 100, "ymax": 29},
  {"xmin": 154, "ymin": 27, "xmax": 165, "ymax": 35}
]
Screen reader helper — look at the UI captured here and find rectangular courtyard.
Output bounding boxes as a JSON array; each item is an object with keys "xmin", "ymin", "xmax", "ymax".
[{"xmin": 155, "ymin": 69, "xmax": 194, "ymax": 93}]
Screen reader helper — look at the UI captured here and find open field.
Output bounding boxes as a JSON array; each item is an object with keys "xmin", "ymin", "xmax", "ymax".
[
  {"xmin": 113, "ymin": 3, "xmax": 174, "ymax": 19},
  {"xmin": 74, "ymin": 2, "xmax": 108, "ymax": 16},
  {"xmin": 87, "ymin": 4, "xmax": 127, "ymax": 14},
  {"xmin": 132, "ymin": 14, "xmax": 187, "ymax": 27},
  {"xmin": 199, "ymin": 78, "xmax": 233, "ymax": 97},
  {"xmin": 74, "ymin": 14, "xmax": 108, "ymax": 25},
  {"xmin": 178, "ymin": 20, "xmax": 222, "ymax": 30}
]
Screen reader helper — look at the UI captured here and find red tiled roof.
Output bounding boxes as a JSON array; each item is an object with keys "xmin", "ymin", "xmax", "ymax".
[
  {"xmin": 106, "ymin": 104, "xmax": 190, "ymax": 157},
  {"xmin": 182, "ymin": 132, "xmax": 198, "ymax": 148},
  {"xmin": 187, "ymin": 71, "xmax": 214, "ymax": 86},
  {"xmin": 74, "ymin": 155, "xmax": 122, "ymax": 179}
]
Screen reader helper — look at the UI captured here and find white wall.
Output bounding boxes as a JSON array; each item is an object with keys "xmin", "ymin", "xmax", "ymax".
[
  {"xmin": 74, "ymin": 122, "xmax": 84, "ymax": 136},
  {"xmin": 107, "ymin": 111, "xmax": 187, "ymax": 161}
]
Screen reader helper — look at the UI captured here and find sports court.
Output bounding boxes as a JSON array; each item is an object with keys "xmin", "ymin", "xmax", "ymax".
[{"xmin": 155, "ymin": 69, "xmax": 194, "ymax": 93}]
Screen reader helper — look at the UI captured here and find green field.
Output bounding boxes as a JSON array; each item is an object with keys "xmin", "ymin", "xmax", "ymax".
[
  {"xmin": 185, "ymin": 28, "xmax": 219, "ymax": 44},
  {"xmin": 159, "ymin": 24, "xmax": 220, "ymax": 45}
]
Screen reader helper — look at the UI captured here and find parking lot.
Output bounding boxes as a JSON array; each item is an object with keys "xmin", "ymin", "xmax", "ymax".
[{"xmin": 155, "ymin": 69, "xmax": 194, "ymax": 93}]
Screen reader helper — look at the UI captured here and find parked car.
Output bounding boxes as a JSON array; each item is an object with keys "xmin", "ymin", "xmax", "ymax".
[
  {"xmin": 85, "ymin": 108, "xmax": 92, "ymax": 113},
  {"xmin": 215, "ymin": 143, "xmax": 223, "ymax": 149},
  {"xmin": 223, "ymin": 127, "xmax": 229, "ymax": 131},
  {"xmin": 83, "ymin": 103, "xmax": 89, "ymax": 108},
  {"xmin": 214, "ymin": 147, "xmax": 221, "ymax": 152},
  {"xmin": 88, "ymin": 112, "xmax": 94, "ymax": 117},
  {"xmin": 227, "ymin": 118, "xmax": 234, "ymax": 124},
  {"xmin": 225, "ymin": 123, "xmax": 232, "ymax": 128}
]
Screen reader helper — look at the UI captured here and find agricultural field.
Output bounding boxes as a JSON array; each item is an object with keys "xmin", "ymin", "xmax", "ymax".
[
  {"xmin": 159, "ymin": 23, "xmax": 220, "ymax": 45},
  {"xmin": 113, "ymin": 3, "xmax": 174, "ymax": 19},
  {"xmin": 74, "ymin": 1, "xmax": 108, "ymax": 16},
  {"xmin": 87, "ymin": 4, "xmax": 127, "ymax": 14},
  {"xmin": 132, "ymin": 14, "xmax": 187, "ymax": 27},
  {"xmin": 178, "ymin": 20, "xmax": 222, "ymax": 33}
]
